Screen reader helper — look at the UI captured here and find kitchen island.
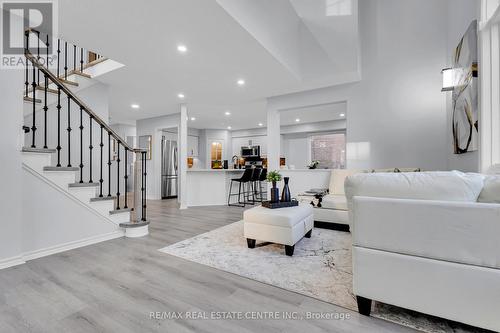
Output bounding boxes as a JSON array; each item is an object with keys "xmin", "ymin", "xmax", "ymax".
[{"xmin": 186, "ymin": 169, "xmax": 244, "ymax": 207}]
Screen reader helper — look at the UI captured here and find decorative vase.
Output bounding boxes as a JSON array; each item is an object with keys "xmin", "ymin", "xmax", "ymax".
[
  {"xmin": 281, "ymin": 177, "xmax": 291, "ymax": 202},
  {"xmin": 270, "ymin": 181, "xmax": 280, "ymax": 203}
]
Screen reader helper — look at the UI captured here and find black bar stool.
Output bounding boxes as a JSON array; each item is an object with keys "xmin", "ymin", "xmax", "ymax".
[
  {"xmin": 228, "ymin": 168, "xmax": 254, "ymax": 207},
  {"xmin": 250, "ymin": 168, "xmax": 262, "ymax": 203},
  {"xmin": 256, "ymin": 168, "xmax": 267, "ymax": 202}
]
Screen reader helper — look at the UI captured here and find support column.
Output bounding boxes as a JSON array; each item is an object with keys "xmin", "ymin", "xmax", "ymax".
[
  {"xmin": 179, "ymin": 104, "xmax": 188, "ymax": 209},
  {"xmin": 267, "ymin": 103, "xmax": 280, "ymax": 172}
]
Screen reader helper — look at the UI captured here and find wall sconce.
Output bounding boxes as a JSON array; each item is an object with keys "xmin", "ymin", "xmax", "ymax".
[{"xmin": 441, "ymin": 67, "xmax": 455, "ymax": 92}]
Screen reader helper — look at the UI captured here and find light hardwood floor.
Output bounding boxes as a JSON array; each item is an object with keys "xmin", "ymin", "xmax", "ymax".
[{"xmin": 0, "ymin": 200, "xmax": 416, "ymax": 333}]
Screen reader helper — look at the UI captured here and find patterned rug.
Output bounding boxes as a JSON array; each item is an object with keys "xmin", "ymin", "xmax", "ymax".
[{"xmin": 159, "ymin": 222, "xmax": 487, "ymax": 333}]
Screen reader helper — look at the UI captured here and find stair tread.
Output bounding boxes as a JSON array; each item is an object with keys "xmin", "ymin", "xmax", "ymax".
[
  {"xmin": 109, "ymin": 208, "xmax": 132, "ymax": 215},
  {"xmin": 68, "ymin": 182, "xmax": 99, "ymax": 188},
  {"xmin": 59, "ymin": 78, "xmax": 79, "ymax": 87},
  {"xmin": 84, "ymin": 57, "xmax": 108, "ymax": 69},
  {"xmin": 120, "ymin": 220, "xmax": 149, "ymax": 228},
  {"xmin": 90, "ymin": 196, "xmax": 116, "ymax": 202},
  {"xmin": 24, "ymin": 96, "xmax": 42, "ymax": 103},
  {"xmin": 22, "ymin": 147, "xmax": 56, "ymax": 153},
  {"xmin": 44, "ymin": 166, "xmax": 79, "ymax": 171},
  {"xmin": 36, "ymin": 86, "xmax": 59, "ymax": 94},
  {"xmin": 68, "ymin": 69, "xmax": 92, "ymax": 79}
]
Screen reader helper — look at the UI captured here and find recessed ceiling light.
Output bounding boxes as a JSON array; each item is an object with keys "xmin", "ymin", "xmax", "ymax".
[
  {"xmin": 295, "ymin": 118, "xmax": 300, "ymax": 122},
  {"xmin": 225, "ymin": 111, "xmax": 231, "ymax": 116},
  {"xmin": 237, "ymin": 79, "xmax": 245, "ymax": 86},
  {"xmin": 227, "ymin": 126, "xmax": 232, "ymax": 130},
  {"xmin": 258, "ymin": 123, "xmax": 263, "ymax": 127},
  {"xmin": 177, "ymin": 44, "xmax": 187, "ymax": 53},
  {"xmin": 340, "ymin": 113, "xmax": 345, "ymax": 117},
  {"xmin": 131, "ymin": 104, "xmax": 140, "ymax": 109},
  {"xmin": 190, "ymin": 117, "xmax": 196, "ymax": 121},
  {"xmin": 178, "ymin": 93, "xmax": 185, "ymax": 99}
]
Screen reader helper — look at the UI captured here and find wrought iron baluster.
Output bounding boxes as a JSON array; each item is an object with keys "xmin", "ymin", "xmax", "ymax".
[
  {"xmin": 57, "ymin": 39, "xmax": 60, "ymax": 78},
  {"xmin": 36, "ymin": 31, "xmax": 40, "ymax": 86},
  {"xmin": 43, "ymin": 34, "xmax": 49, "ymax": 149},
  {"xmin": 80, "ymin": 48, "xmax": 84, "ymax": 73},
  {"xmin": 124, "ymin": 148, "xmax": 128, "ymax": 209},
  {"xmin": 43, "ymin": 75, "xmax": 48, "ymax": 149},
  {"xmin": 25, "ymin": 31, "xmax": 29, "ymax": 98},
  {"xmin": 116, "ymin": 142, "xmax": 121, "ymax": 210},
  {"xmin": 56, "ymin": 87, "xmax": 61, "ymax": 166},
  {"xmin": 79, "ymin": 107, "xmax": 84, "ymax": 183},
  {"xmin": 73, "ymin": 45, "xmax": 76, "ymax": 72},
  {"xmin": 89, "ymin": 116, "xmax": 93, "ymax": 183},
  {"xmin": 46, "ymin": 34, "xmax": 49, "ymax": 72},
  {"xmin": 67, "ymin": 96, "xmax": 72, "ymax": 167},
  {"xmin": 142, "ymin": 152, "xmax": 147, "ymax": 221},
  {"xmin": 31, "ymin": 56, "xmax": 37, "ymax": 148},
  {"xmin": 64, "ymin": 41, "xmax": 68, "ymax": 79},
  {"xmin": 99, "ymin": 125, "xmax": 104, "ymax": 197},
  {"xmin": 108, "ymin": 132, "xmax": 112, "ymax": 197}
]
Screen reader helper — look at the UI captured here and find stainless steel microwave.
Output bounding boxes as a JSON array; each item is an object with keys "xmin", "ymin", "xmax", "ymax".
[{"xmin": 241, "ymin": 146, "xmax": 260, "ymax": 158}]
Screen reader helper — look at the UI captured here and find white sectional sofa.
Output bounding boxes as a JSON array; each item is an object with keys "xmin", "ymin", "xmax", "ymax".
[
  {"xmin": 345, "ymin": 171, "xmax": 500, "ymax": 332},
  {"xmin": 310, "ymin": 168, "xmax": 420, "ymax": 230}
]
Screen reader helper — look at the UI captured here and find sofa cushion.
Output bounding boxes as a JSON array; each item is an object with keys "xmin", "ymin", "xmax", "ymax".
[
  {"xmin": 478, "ymin": 175, "xmax": 500, "ymax": 203},
  {"xmin": 243, "ymin": 204, "xmax": 313, "ymax": 228},
  {"xmin": 345, "ymin": 171, "xmax": 484, "ymax": 204},
  {"xmin": 353, "ymin": 196, "xmax": 500, "ymax": 269},
  {"xmin": 329, "ymin": 169, "xmax": 361, "ymax": 195},
  {"xmin": 321, "ymin": 194, "xmax": 348, "ymax": 211}
]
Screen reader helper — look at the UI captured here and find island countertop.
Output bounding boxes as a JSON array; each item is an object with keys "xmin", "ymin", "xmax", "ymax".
[{"xmin": 187, "ymin": 169, "xmax": 244, "ymax": 172}]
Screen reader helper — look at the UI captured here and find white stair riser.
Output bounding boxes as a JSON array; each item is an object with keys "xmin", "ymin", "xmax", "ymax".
[
  {"xmin": 43, "ymin": 171, "xmax": 77, "ymax": 188},
  {"xmin": 22, "ymin": 153, "xmax": 52, "ymax": 173},
  {"xmin": 88, "ymin": 200, "xmax": 115, "ymax": 216},
  {"xmin": 68, "ymin": 186, "xmax": 99, "ymax": 202},
  {"xmin": 109, "ymin": 212, "xmax": 131, "ymax": 224}
]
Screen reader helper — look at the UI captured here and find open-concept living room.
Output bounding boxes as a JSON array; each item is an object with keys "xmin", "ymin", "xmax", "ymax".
[{"xmin": 2, "ymin": 0, "xmax": 500, "ymax": 332}]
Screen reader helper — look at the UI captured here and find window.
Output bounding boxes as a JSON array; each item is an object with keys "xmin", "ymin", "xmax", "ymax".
[
  {"xmin": 310, "ymin": 133, "xmax": 346, "ymax": 169},
  {"xmin": 210, "ymin": 141, "xmax": 223, "ymax": 168}
]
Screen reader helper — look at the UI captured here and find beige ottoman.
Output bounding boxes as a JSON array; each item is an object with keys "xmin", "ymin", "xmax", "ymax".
[{"xmin": 243, "ymin": 204, "xmax": 314, "ymax": 256}]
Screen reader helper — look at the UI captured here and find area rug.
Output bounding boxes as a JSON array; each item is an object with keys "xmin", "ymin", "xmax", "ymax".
[{"xmin": 159, "ymin": 222, "xmax": 486, "ymax": 333}]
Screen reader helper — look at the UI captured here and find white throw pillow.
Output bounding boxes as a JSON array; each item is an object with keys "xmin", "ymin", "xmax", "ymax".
[
  {"xmin": 344, "ymin": 171, "xmax": 484, "ymax": 203},
  {"xmin": 478, "ymin": 175, "xmax": 500, "ymax": 203}
]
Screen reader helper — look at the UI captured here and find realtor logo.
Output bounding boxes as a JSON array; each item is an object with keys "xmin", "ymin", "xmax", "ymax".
[{"xmin": 1, "ymin": 0, "xmax": 58, "ymax": 68}]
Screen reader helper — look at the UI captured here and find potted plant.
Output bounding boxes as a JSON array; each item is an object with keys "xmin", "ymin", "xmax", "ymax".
[
  {"xmin": 308, "ymin": 160, "xmax": 320, "ymax": 169},
  {"xmin": 266, "ymin": 170, "xmax": 282, "ymax": 203}
]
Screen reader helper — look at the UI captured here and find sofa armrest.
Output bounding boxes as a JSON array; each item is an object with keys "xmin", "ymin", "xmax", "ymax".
[{"xmin": 352, "ymin": 196, "xmax": 500, "ymax": 269}]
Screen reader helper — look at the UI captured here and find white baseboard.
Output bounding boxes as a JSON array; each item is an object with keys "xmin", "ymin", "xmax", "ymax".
[
  {"xmin": 22, "ymin": 230, "xmax": 125, "ymax": 262},
  {"xmin": 0, "ymin": 255, "xmax": 26, "ymax": 270}
]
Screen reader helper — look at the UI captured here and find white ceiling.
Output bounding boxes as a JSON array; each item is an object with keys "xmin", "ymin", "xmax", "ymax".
[{"xmin": 58, "ymin": 0, "xmax": 359, "ymax": 129}]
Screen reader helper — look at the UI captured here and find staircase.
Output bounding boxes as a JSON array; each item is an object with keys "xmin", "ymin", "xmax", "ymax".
[{"xmin": 22, "ymin": 29, "xmax": 149, "ymax": 238}]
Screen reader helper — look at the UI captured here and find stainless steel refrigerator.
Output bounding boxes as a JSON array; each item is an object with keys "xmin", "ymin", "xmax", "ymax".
[{"xmin": 161, "ymin": 137, "xmax": 178, "ymax": 199}]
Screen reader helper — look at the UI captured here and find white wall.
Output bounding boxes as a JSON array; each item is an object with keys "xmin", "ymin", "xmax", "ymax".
[
  {"xmin": 0, "ymin": 11, "xmax": 24, "ymax": 266},
  {"xmin": 446, "ymin": 0, "xmax": 480, "ymax": 172},
  {"xmin": 22, "ymin": 167, "xmax": 122, "ymax": 255},
  {"xmin": 282, "ymin": 133, "xmax": 310, "ymax": 169},
  {"xmin": 268, "ymin": 0, "xmax": 455, "ymax": 171}
]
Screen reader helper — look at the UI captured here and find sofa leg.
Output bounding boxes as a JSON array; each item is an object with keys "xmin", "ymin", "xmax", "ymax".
[
  {"xmin": 285, "ymin": 245, "xmax": 295, "ymax": 256},
  {"xmin": 246, "ymin": 239, "xmax": 256, "ymax": 249},
  {"xmin": 304, "ymin": 230, "xmax": 312, "ymax": 238},
  {"xmin": 356, "ymin": 296, "xmax": 372, "ymax": 316}
]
